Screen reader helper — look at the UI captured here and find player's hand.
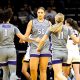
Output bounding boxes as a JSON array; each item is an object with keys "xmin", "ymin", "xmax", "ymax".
[
  {"xmin": 35, "ymin": 37, "xmax": 41, "ymax": 43},
  {"xmin": 19, "ymin": 39, "xmax": 25, "ymax": 43},
  {"xmin": 36, "ymin": 48, "xmax": 41, "ymax": 52}
]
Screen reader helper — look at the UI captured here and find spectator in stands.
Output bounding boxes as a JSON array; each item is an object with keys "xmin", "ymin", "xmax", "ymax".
[
  {"xmin": 45, "ymin": 6, "xmax": 57, "ymax": 24},
  {"xmin": 18, "ymin": 7, "xmax": 29, "ymax": 24}
]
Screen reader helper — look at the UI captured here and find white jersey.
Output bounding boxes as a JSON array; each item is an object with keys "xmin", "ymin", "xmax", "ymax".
[
  {"xmin": 66, "ymin": 29, "xmax": 80, "ymax": 64},
  {"xmin": 67, "ymin": 30, "xmax": 79, "ymax": 50}
]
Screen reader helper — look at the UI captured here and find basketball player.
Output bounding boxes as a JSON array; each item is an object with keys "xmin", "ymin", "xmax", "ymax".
[
  {"xmin": 23, "ymin": 7, "xmax": 52, "ymax": 80},
  {"xmin": 0, "ymin": 8, "xmax": 27, "ymax": 80},
  {"xmin": 37, "ymin": 13, "xmax": 80, "ymax": 80},
  {"xmin": 63, "ymin": 18, "xmax": 80, "ymax": 80}
]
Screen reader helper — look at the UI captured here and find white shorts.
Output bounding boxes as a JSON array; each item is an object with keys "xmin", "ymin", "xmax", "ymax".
[
  {"xmin": 67, "ymin": 49, "xmax": 80, "ymax": 64},
  {"xmin": 23, "ymin": 46, "xmax": 30, "ymax": 62},
  {"xmin": 67, "ymin": 40, "xmax": 80, "ymax": 64}
]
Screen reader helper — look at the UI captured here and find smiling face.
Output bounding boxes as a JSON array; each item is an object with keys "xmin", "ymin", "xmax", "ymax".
[{"xmin": 37, "ymin": 8, "xmax": 45, "ymax": 20}]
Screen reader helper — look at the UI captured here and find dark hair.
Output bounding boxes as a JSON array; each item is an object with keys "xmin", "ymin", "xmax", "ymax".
[
  {"xmin": 0, "ymin": 9, "xmax": 3, "ymax": 23},
  {"xmin": 38, "ymin": 7, "xmax": 45, "ymax": 12},
  {"xmin": 3, "ymin": 8, "xmax": 13, "ymax": 23},
  {"xmin": 65, "ymin": 18, "xmax": 73, "ymax": 26},
  {"xmin": 66, "ymin": 18, "xmax": 80, "ymax": 32}
]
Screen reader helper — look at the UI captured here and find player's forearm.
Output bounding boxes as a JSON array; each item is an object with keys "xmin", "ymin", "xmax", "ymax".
[
  {"xmin": 37, "ymin": 35, "xmax": 48, "ymax": 51},
  {"xmin": 23, "ymin": 36, "xmax": 41, "ymax": 43},
  {"xmin": 17, "ymin": 33, "xmax": 25, "ymax": 40},
  {"xmin": 37, "ymin": 41, "xmax": 45, "ymax": 52},
  {"xmin": 17, "ymin": 33, "xmax": 35, "ymax": 43},
  {"xmin": 25, "ymin": 37, "xmax": 36, "ymax": 42}
]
